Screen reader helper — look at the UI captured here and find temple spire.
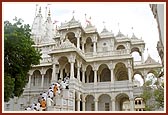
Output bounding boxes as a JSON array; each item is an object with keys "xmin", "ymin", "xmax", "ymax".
[{"xmin": 35, "ymin": 4, "xmax": 38, "ymax": 17}]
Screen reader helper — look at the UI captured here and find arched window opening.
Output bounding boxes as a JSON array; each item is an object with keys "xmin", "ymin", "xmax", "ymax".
[
  {"xmin": 133, "ymin": 73, "xmax": 144, "ymax": 87},
  {"xmin": 116, "ymin": 45, "xmax": 125, "ymax": 50}
]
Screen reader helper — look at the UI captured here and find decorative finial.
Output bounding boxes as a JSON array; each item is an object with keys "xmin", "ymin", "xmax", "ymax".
[
  {"xmin": 131, "ymin": 26, "xmax": 134, "ymax": 35},
  {"xmin": 39, "ymin": 6, "xmax": 41, "ymax": 14},
  {"xmin": 35, "ymin": 4, "xmax": 38, "ymax": 16},
  {"xmin": 72, "ymin": 10, "xmax": 75, "ymax": 18},
  {"xmin": 103, "ymin": 21, "xmax": 105, "ymax": 28},
  {"xmin": 48, "ymin": 8, "xmax": 51, "ymax": 16},
  {"xmin": 147, "ymin": 48, "xmax": 150, "ymax": 56},
  {"xmin": 118, "ymin": 22, "xmax": 120, "ymax": 32}
]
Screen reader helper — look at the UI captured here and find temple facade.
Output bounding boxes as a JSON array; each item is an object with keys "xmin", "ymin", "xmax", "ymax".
[{"xmin": 4, "ymin": 6, "xmax": 162, "ymax": 112}]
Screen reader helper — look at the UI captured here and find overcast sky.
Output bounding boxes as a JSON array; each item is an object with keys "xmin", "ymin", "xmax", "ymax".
[{"xmin": 3, "ymin": 2, "xmax": 162, "ymax": 63}]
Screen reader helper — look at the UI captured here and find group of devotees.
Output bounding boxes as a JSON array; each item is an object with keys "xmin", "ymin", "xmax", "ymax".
[{"xmin": 25, "ymin": 76, "xmax": 70, "ymax": 111}]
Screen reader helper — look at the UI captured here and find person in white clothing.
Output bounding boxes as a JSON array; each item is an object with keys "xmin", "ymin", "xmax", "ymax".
[
  {"xmin": 46, "ymin": 96, "xmax": 53, "ymax": 107},
  {"xmin": 42, "ymin": 92, "xmax": 47, "ymax": 101},
  {"xmin": 36, "ymin": 102, "xmax": 41, "ymax": 111},
  {"xmin": 48, "ymin": 90, "xmax": 54, "ymax": 99},
  {"xmin": 31, "ymin": 103, "xmax": 35, "ymax": 110},
  {"xmin": 64, "ymin": 76, "xmax": 70, "ymax": 89}
]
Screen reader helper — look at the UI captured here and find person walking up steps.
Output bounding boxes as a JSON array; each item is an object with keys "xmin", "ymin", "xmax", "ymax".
[
  {"xmin": 53, "ymin": 84, "xmax": 58, "ymax": 96},
  {"xmin": 40, "ymin": 98, "xmax": 46, "ymax": 111},
  {"xmin": 46, "ymin": 96, "xmax": 54, "ymax": 110}
]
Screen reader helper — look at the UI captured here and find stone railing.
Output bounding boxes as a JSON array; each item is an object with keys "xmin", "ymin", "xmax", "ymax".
[
  {"xmin": 85, "ymin": 49, "xmax": 130, "ymax": 58},
  {"xmin": 83, "ymin": 80, "xmax": 132, "ymax": 92}
]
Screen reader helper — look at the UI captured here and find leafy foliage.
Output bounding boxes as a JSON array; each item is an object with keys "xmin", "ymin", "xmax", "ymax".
[
  {"xmin": 4, "ymin": 74, "xmax": 15, "ymax": 102},
  {"xmin": 4, "ymin": 17, "xmax": 42, "ymax": 102},
  {"xmin": 140, "ymin": 69, "xmax": 164, "ymax": 111}
]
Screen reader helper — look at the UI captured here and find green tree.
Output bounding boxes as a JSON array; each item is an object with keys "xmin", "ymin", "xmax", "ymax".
[
  {"xmin": 140, "ymin": 69, "xmax": 164, "ymax": 111},
  {"xmin": 4, "ymin": 17, "xmax": 42, "ymax": 102}
]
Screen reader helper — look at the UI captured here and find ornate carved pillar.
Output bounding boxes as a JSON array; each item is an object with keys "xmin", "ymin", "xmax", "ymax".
[
  {"xmin": 94, "ymin": 99, "xmax": 98, "ymax": 111},
  {"xmin": 111, "ymin": 98, "xmax": 115, "ymax": 111},
  {"xmin": 110, "ymin": 68, "xmax": 114, "ymax": 83},
  {"xmin": 77, "ymin": 37, "xmax": 80, "ymax": 49},
  {"xmin": 41, "ymin": 68, "xmax": 45, "ymax": 88},
  {"xmin": 129, "ymin": 92, "xmax": 134, "ymax": 111},
  {"xmin": 93, "ymin": 42, "xmax": 97, "ymax": 53},
  {"xmin": 127, "ymin": 60, "xmax": 132, "ymax": 82},
  {"xmin": 41, "ymin": 74, "xmax": 45, "ymax": 88},
  {"xmin": 76, "ymin": 30, "xmax": 81, "ymax": 49},
  {"xmin": 94, "ymin": 70, "xmax": 97, "ymax": 85},
  {"xmin": 109, "ymin": 61, "xmax": 114, "ymax": 83},
  {"xmin": 70, "ymin": 62, "xmax": 75, "ymax": 79},
  {"xmin": 69, "ymin": 54, "xmax": 76, "ymax": 79},
  {"xmin": 92, "ymin": 35, "xmax": 97, "ymax": 55},
  {"xmin": 111, "ymin": 93, "xmax": 115, "ymax": 111},
  {"xmin": 77, "ymin": 92, "xmax": 81, "ymax": 111},
  {"xmin": 77, "ymin": 60, "xmax": 82, "ymax": 81},
  {"xmin": 82, "ymin": 69, "xmax": 86, "ymax": 83},
  {"xmin": 51, "ymin": 57, "xmax": 59, "ymax": 83},
  {"xmin": 77, "ymin": 66, "xmax": 80, "ymax": 81},
  {"xmin": 128, "ymin": 67, "xmax": 132, "ymax": 82},
  {"xmin": 129, "ymin": 98, "xmax": 134, "ymax": 111},
  {"xmin": 93, "ymin": 63, "xmax": 98, "ymax": 85},
  {"xmin": 82, "ymin": 95, "xmax": 86, "ymax": 111}
]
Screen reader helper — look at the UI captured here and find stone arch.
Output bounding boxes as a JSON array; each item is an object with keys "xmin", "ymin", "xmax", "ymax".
[
  {"xmin": 115, "ymin": 93, "xmax": 130, "ymax": 111},
  {"xmin": 58, "ymin": 56, "xmax": 69, "ymax": 65},
  {"xmin": 65, "ymin": 32, "xmax": 77, "ymax": 47},
  {"xmin": 147, "ymin": 69, "xmax": 158, "ymax": 77},
  {"xmin": 85, "ymin": 65, "xmax": 94, "ymax": 83},
  {"xmin": 98, "ymin": 94, "xmax": 111, "ymax": 111},
  {"xmin": 31, "ymin": 70, "xmax": 41, "ymax": 87},
  {"xmin": 58, "ymin": 56, "xmax": 70, "ymax": 79},
  {"xmin": 44, "ymin": 68, "xmax": 52, "ymax": 87},
  {"xmin": 131, "ymin": 47, "xmax": 142, "ymax": 56},
  {"xmin": 145, "ymin": 69, "xmax": 158, "ymax": 85},
  {"xmin": 116, "ymin": 45, "xmax": 125, "ymax": 50},
  {"xmin": 85, "ymin": 37, "xmax": 93, "ymax": 53},
  {"xmin": 85, "ymin": 95, "xmax": 95, "ymax": 111},
  {"xmin": 114, "ymin": 62, "xmax": 128, "ymax": 81},
  {"xmin": 131, "ymin": 47, "xmax": 142, "ymax": 64},
  {"xmin": 131, "ymin": 47, "xmax": 141, "ymax": 55},
  {"xmin": 98, "ymin": 64, "xmax": 111, "ymax": 82},
  {"xmin": 133, "ymin": 71, "xmax": 144, "ymax": 86}
]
